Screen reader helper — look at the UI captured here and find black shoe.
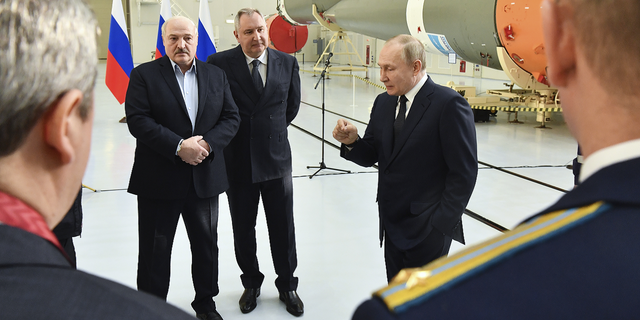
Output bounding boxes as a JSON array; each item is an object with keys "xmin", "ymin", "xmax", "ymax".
[
  {"xmin": 279, "ymin": 291, "xmax": 304, "ymax": 316},
  {"xmin": 196, "ymin": 310, "xmax": 223, "ymax": 320},
  {"xmin": 239, "ymin": 288, "xmax": 260, "ymax": 313}
]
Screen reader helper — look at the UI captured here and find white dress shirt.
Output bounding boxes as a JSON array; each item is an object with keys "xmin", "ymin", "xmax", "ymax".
[
  {"xmin": 244, "ymin": 50, "xmax": 268, "ymax": 87},
  {"xmin": 580, "ymin": 138, "xmax": 640, "ymax": 182}
]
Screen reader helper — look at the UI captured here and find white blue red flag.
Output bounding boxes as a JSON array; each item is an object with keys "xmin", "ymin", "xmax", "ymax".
[
  {"xmin": 105, "ymin": 0, "xmax": 134, "ymax": 105},
  {"xmin": 155, "ymin": 0, "xmax": 172, "ymax": 59},
  {"xmin": 196, "ymin": 0, "xmax": 216, "ymax": 60}
]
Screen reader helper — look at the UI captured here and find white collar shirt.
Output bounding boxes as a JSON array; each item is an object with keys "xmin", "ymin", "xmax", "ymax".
[
  {"xmin": 169, "ymin": 59, "xmax": 198, "ymax": 132},
  {"xmin": 579, "ymin": 138, "xmax": 640, "ymax": 183},
  {"xmin": 244, "ymin": 50, "xmax": 268, "ymax": 87},
  {"xmin": 396, "ymin": 73, "xmax": 428, "ymax": 118}
]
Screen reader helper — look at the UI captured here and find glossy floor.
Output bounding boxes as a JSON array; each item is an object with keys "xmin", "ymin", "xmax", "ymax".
[{"xmin": 76, "ymin": 62, "xmax": 577, "ymax": 319}]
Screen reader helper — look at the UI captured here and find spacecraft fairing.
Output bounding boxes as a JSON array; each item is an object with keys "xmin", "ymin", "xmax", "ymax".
[{"xmin": 278, "ymin": 0, "xmax": 549, "ymax": 87}]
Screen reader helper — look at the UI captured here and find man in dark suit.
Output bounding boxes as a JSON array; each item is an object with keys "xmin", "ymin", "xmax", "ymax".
[
  {"xmin": 351, "ymin": 1, "xmax": 640, "ymax": 319},
  {"xmin": 333, "ymin": 35, "xmax": 478, "ymax": 282},
  {"xmin": 206, "ymin": 8, "xmax": 302, "ymax": 317},
  {"xmin": 0, "ymin": 1, "xmax": 196, "ymax": 319},
  {"xmin": 125, "ymin": 16, "xmax": 239, "ymax": 320}
]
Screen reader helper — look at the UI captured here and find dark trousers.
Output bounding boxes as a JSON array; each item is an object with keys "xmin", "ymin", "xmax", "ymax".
[
  {"xmin": 136, "ymin": 185, "xmax": 219, "ymax": 314},
  {"xmin": 384, "ymin": 227, "xmax": 452, "ymax": 282},
  {"xmin": 226, "ymin": 173, "xmax": 298, "ymax": 292}
]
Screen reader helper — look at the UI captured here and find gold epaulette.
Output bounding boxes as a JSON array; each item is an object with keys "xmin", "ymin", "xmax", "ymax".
[{"xmin": 375, "ymin": 201, "xmax": 610, "ymax": 313}]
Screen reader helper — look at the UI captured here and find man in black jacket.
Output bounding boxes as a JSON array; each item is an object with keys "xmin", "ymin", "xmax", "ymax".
[
  {"xmin": 207, "ymin": 8, "xmax": 303, "ymax": 317},
  {"xmin": 126, "ymin": 16, "xmax": 239, "ymax": 320}
]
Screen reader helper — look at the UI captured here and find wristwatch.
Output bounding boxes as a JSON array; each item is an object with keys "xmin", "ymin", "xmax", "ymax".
[{"xmin": 177, "ymin": 139, "xmax": 183, "ymax": 154}]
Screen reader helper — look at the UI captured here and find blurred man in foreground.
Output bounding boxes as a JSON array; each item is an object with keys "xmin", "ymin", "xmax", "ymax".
[
  {"xmin": 0, "ymin": 0, "xmax": 196, "ymax": 318},
  {"xmin": 352, "ymin": 0, "xmax": 640, "ymax": 318}
]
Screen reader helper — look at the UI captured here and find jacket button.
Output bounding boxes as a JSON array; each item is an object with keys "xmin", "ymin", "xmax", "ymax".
[{"xmin": 269, "ymin": 135, "xmax": 272, "ymax": 139}]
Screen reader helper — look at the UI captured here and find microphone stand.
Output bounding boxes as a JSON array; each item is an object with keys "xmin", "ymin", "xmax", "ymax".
[{"xmin": 307, "ymin": 53, "xmax": 351, "ymax": 179}]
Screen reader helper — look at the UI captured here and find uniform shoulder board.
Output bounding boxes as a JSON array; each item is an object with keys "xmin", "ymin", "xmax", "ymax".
[{"xmin": 375, "ymin": 201, "xmax": 611, "ymax": 313}]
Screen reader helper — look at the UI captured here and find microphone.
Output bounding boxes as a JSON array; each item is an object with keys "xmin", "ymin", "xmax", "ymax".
[{"xmin": 326, "ymin": 52, "xmax": 333, "ymax": 66}]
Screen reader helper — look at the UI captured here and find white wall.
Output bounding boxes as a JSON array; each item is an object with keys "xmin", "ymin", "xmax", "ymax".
[
  {"xmin": 128, "ymin": 0, "xmax": 276, "ymax": 63},
  {"xmin": 93, "ymin": 0, "xmax": 508, "ymax": 82}
]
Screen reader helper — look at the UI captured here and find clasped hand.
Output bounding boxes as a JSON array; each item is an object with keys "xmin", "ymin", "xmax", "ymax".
[{"xmin": 178, "ymin": 135, "xmax": 210, "ymax": 166}]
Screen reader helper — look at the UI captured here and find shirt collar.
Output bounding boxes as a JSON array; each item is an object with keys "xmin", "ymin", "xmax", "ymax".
[
  {"xmin": 169, "ymin": 58, "xmax": 197, "ymax": 74},
  {"xmin": 244, "ymin": 49, "xmax": 268, "ymax": 66},
  {"xmin": 580, "ymin": 138, "xmax": 640, "ymax": 182},
  {"xmin": 0, "ymin": 191, "xmax": 67, "ymax": 258},
  {"xmin": 402, "ymin": 73, "xmax": 428, "ymax": 104}
]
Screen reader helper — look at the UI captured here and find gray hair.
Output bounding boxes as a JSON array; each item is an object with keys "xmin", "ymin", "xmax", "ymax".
[
  {"xmin": 387, "ymin": 35, "xmax": 427, "ymax": 72},
  {"xmin": 161, "ymin": 16, "xmax": 198, "ymax": 37},
  {"xmin": 234, "ymin": 8, "xmax": 263, "ymax": 32},
  {"xmin": 0, "ymin": 0, "xmax": 98, "ymax": 156}
]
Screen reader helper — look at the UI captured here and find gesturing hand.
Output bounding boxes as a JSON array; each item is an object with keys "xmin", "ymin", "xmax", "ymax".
[{"xmin": 332, "ymin": 118, "xmax": 358, "ymax": 145}]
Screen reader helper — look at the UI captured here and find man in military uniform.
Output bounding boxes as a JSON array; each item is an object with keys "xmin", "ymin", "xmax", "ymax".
[{"xmin": 352, "ymin": 0, "xmax": 640, "ymax": 318}]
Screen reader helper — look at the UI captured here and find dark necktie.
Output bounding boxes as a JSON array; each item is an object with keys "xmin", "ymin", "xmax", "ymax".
[
  {"xmin": 393, "ymin": 95, "xmax": 408, "ymax": 147},
  {"xmin": 251, "ymin": 59, "xmax": 263, "ymax": 95}
]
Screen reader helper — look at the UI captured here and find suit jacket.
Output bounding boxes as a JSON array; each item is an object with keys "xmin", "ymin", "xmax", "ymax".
[
  {"xmin": 0, "ymin": 225, "xmax": 196, "ymax": 319},
  {"xmin": 342, "ymin": 76, "xmax": 478, "ymax": 249},
  {"xmin": 352, "ymin": 157, "xmax": 640, "ymax": 320},
  {"xmin": 125, "ymin": 56, "xmax": 240, "ymax": 199},
  {"xmin": 207, "ymin": 46, "xmax": 300, "ymax": 183}
]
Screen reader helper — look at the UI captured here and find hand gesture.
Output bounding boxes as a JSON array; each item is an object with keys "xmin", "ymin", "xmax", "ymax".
[{"xmin": 332, "ymin": 118, "xmax": 358, "ymax": 145}]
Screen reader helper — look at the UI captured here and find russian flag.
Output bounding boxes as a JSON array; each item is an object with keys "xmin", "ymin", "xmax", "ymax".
[
  {"xmin": 105, "ymin": 0, "xmax": 134, "ymax": 105},
  {"xmin": 196, "ymin": 0, "xmax": 216, "ymax": 60},
  {"xmin": 155, "ymin": 0, "xmax": 172, "ymax": 59}
]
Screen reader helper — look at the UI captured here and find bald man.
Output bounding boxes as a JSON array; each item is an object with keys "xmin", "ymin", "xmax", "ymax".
[{"xmin": 333, "ymin": 35, "xmax": 478, "ymax": 283}]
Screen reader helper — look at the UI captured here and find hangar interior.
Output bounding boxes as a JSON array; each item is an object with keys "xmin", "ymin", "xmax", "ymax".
[{"xmin": 76, "ymin": 0, "xmax": 578, "ymax": 319}]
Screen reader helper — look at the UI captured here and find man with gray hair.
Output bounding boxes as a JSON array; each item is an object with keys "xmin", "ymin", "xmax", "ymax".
[
  {"xmin": 0, "ymin": 0, "xmax": 195, "ymax": 318},
  {"xmin": 333, "ymin": 34, "xmax": 478, "ymax": 282},
  {"xmin": 125, "ymin": 15, "xmax": 239, "ymax": 320},
  {"xmin": 207, "ymin": 7, "xmax": 302, "ymax": 317}
]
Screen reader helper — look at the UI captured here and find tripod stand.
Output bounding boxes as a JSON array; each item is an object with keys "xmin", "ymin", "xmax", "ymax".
[{"xmin": 307, "ymin": 53, "xmax": 351, "ymax": 179}]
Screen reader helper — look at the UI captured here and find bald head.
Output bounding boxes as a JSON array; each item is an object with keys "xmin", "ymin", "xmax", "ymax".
[{"xmin": 385, "ymin": 35, "xmax": 427, "ymax": 72}]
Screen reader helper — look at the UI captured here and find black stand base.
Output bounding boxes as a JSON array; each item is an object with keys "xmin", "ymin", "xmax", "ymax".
[
  {"xmin": 305, "ymin": 52, "xmax": 349, "ymax": 179},
  {"xmin": 307, "ymin": 161, "xmax": 351, "ymax": 179}
]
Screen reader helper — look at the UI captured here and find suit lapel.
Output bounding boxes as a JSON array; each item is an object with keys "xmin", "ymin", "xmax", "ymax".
[
  {"xmin": 229, "ymin": 46, "xmax": 261, "ymax": 105},
  {"xmin": 195, "ymin": 59, "xmax": 207, "ymax": 128},
  {"xmin": 158, "ymin": 56, "xmax": 189, "ymax": 118},
  {"xmin": 389, "ymin": 77, "xmax": 435, "ymax": 162},
  {"xmin": 381, "ymin": 95, "xmax": 396, "ymax": 161},
  {"xmin": 261, "ymin": 48, "xmax": 281, "ymax": 103}
]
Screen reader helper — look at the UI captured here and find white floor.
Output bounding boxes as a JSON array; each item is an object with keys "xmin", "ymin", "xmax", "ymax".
[{"xmin": 75, "ymin": 62, "xmax": 577, "ymax": 319}]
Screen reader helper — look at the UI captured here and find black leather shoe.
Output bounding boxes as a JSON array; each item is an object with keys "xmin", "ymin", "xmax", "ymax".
[
  {"xmin": 196, "ymin": 310, "xmax": 223, "ymax": 320},
  {"xmin": 239, "ymin": 288, "xmax": 260, "ymax": 313},
  {"xmin": 279, "ymin": 291, "xmax": 304, "ymax": 316}
]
